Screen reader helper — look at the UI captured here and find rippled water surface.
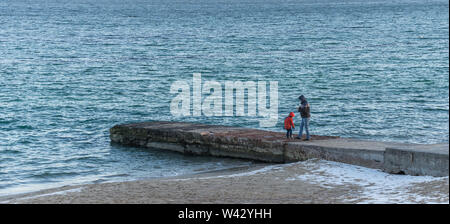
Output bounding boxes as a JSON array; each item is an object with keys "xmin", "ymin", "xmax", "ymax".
[{"xmin": 0, "ymin": 0, "xmax": 448, "ymax": 195}]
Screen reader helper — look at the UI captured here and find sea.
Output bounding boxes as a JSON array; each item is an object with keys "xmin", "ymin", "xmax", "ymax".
[{"xmin": 0, "ymin": 0, "xmax": 448, "ymax": 196}]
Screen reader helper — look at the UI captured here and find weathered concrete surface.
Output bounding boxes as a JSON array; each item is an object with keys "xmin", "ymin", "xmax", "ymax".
[
  {"xmin": 383, "ymin": 144, "xmax": 449, "ymax": 177},
  {"xmin": 110, "ymin": 121, "xmax": 449, "ymax": 176}
]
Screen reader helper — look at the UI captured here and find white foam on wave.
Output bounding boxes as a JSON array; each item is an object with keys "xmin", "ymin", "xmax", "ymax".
[
  {"xmin": 173, "ymin": 163, "xmax": 291, "ymax": 181},
  {"xmin": 287, "ymin": 160, "xmax": 449, "ymax": 204},
  {"xmin": 173, "ymin": 159, "xmax": 448, "ymax": 204},
  {"xmin": 5, "ymin": 187, "xmax": 84, "ymax": 204}
]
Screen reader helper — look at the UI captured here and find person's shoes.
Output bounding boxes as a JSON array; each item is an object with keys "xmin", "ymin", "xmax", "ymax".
[
  {"xmin": 295, "ymin": 137, "xmax": 302, "ymax": 139},
  {"xmin": 303, "ymin": 138, "xmax": 310, "ymax": 141}
]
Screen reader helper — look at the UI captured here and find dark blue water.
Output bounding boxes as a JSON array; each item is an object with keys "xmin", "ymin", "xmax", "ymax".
[{"xmin": 0, "ymin": 0, "xmax": 448, "ymax": 196}]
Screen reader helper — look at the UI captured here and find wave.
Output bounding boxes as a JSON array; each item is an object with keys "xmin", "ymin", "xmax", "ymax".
[{"xmin": 29, "ymin": 171, "xmax": 81, "ymax": 179}]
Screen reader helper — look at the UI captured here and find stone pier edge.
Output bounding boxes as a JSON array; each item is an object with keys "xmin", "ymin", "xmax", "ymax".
[{"xmin": 109, "ymin": 121, "xmax": 449, "ymax": 177}]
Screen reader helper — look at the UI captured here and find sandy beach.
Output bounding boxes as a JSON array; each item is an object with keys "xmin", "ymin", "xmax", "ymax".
[{"xmin": 1, "ymin": 159, "xmax": 448, "ymax": 204}]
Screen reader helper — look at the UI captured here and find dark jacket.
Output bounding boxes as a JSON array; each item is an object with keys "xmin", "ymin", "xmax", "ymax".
[{"xmin": 298, "ymin": 100, "xmax": 311, "ymax": 118}]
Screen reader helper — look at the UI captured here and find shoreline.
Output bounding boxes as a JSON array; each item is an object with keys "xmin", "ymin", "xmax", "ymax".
[
  {"xmin": 2, "ymin": 159, "xmax": 448, "ymax": 204},
  {"xmin": 0, "ymin": 163, "xmax": 269, "ymax": 204}
]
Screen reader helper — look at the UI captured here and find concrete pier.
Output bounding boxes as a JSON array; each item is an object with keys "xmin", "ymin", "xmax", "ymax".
[{"xmin": 109, "ymin": 121, "xmax": 449, "ymax": 177}]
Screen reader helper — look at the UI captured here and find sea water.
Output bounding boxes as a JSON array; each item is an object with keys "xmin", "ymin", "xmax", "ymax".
[{"xmin": 0, "ymin": 0, "xmax": 448, "ymax": 196}]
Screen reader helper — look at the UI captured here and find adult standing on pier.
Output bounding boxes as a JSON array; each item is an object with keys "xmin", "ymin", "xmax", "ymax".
[{"xmin": 296, "ymin": 95, "xmax": 311, "ymax": 141}]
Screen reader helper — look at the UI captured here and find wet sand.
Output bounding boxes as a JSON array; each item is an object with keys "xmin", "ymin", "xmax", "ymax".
[{"xmin": 1, "ymin": 159, "xmax": 448, "ymax": 204}]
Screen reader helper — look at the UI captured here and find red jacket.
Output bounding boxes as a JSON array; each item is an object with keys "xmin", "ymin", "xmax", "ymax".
[{"xmin": 284, "ymin": 116, "xmax": 295, "ymax": 130}]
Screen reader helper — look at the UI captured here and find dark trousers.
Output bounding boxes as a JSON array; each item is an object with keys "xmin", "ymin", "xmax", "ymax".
[{"xmin": 286, "ymin": 129, "xmax": 293, "ymax": 138}]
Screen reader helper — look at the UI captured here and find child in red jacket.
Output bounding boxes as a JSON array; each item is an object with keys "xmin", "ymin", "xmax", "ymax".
[{"xmin": 284, "ymin": 112, "xmax": 295, "ymax": 139}]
